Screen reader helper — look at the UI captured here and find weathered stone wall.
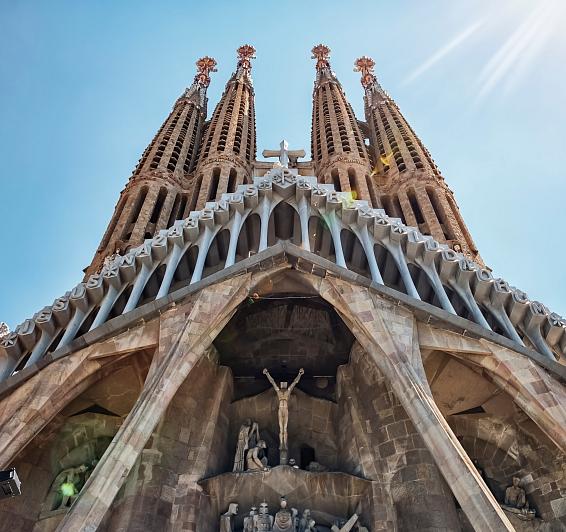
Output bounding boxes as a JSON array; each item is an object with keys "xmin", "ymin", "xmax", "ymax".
[
  {"xmin": 337, "ymin": 343, "xmax": 461, "ymax": 531},
  {"xmin": 102, "ymin": 353, "xmax": 232, "ymax": 532}
]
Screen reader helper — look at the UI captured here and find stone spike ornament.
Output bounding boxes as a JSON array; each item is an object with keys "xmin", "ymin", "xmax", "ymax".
[
  {"xmin": 236, "ymin": 44, "xmax": 256, "ymax": 74},
  {"xmin": 354, "ymin": 56, "xmax": 377, "ymax": 88},
  {"xmin": 194, "ymin": 55, "xmax": 217, "ymax": 88},
  {"xmin": 311, "ymin": 43, "xmax": 331, "ymax": 71},
  {"xmin": 1, "ymin": 45, "xmax": 565, "ymax": 532}
]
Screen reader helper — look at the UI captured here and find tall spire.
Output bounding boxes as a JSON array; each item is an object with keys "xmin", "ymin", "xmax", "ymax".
[
  {"xmin": 190, "ymin": 45, "xmax": 257, "ymax": 210},
  {"xmin": 175, "ymin": 56, "xmax": 217, "ymax": 108},
  {"xmin": 355, "ymin": 55, "xmax": 482, "ymax": 263},
  {"xmin": 234, "ymin": 44, "xmax": 256, "ymax": 83},
  {"xmin": 310, "ymin": 45, "xmax": 374, "ymax": 204},
  {"xmin": 85, "ymin": 57, "xmax": 216, "ymax": 276}
]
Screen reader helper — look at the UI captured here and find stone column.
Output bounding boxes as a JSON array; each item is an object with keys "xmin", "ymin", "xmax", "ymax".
[
  {"xmin": 339, "ymin": 345, "xmax": 460, "ymax": 531},
  {"xmin": 320, "ymin": 277, "xmax": 514, "ymax": 532},
  {"xmin": 104, "ymin": 355, "xmax": 232, "ymax": 532},
  {"xmin": 56, "ymin": 275, "xmax": 249, "ymax": 531}
]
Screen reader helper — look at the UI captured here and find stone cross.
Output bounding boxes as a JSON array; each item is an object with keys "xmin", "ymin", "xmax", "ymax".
[{"xmin": 262, "ymin": 140, "xmax": 305, "ymax": 169}]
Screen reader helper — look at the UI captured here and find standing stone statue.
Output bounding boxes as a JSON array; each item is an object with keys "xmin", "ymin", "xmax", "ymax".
[
  {"xmin": 299, "ymin": 509, "xmax": 312, "ymax": 532},
  {"xmin": 273, "ymin": 497, "xmax": 296, "ymax": 532},
  {"xmin": 244, "ymin": 506, "xmax": 258, "ymax": 532},
  {"xmin": 263, "ymin": 368, "xmax": 304, "ymax": 463},
  {"xmin": 220, "ymin": 503, "xmax": 239, "ymax": 532},
  {"xmin": 233, "ymin": 418, "xmax": 260, "ymax": 472},
  {"xmin": 255, "ymin": 502, "xmax": 274, "ymax": 531},
  {"xmin": 504, "ymin": 477, "xmax": 529, "ymax": 511},
  {"xmin": 45, "ymin": 464, "xmax": 89, "ymax": 511}
]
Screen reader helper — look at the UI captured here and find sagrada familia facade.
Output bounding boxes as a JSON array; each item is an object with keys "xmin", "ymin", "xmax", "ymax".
[{"xmin": 0, "ymin": 44, "xmax": 565, "ymax": 531}]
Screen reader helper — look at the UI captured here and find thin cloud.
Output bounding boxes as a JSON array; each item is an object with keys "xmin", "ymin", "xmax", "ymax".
[{"xmin": 403, "ymin": 20, "xmax": 484, "ymax": 85}]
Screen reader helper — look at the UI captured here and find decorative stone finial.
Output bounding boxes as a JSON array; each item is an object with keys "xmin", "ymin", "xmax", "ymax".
[
  {"xmin": 0, "ymin": 322, "xmax": 9, "ymax": 339},
  {"xmin": 311, "ymin": 44, "xmax": 331, "ymax": 71},
  {"xmin": 194, "ymin": 56, "xmax": 217, "ymax": 88},
  {"xmin": 237, "ymin": 44, "xmax": 256, "ymax": 73},
  {"xmin": 354, "ymin": 56, "xmax": 377, "ymax": 88}
]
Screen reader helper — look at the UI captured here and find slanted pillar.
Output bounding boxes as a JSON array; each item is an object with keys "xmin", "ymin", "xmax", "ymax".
[
  {"xmin": 320, "ymin": 277, "xmax": 514, "ymax": 532},
  {"xmin": 56, "ymin": 275, "xmax": 249, "ymax": 532}
]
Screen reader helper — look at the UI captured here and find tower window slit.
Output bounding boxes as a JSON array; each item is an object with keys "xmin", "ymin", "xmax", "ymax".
[
  {"xmin": 407, "ymin": 188, "xmax": 424, "ymax": 224},
  {"xmin": 227, "ymin": 168, "xmax": 237, "ymax": 193},
  {"xmin": 426, "ymin": 187, "xmax": 454, "ymax": 240},
  {"xmin": 190, "ymin": 176, "xmax": 203, "ymax": 212},
  {"xmin": 167, "ymin": 193, "xmax": 181, "ymax": 227},
  {"xmin": 208, "ymin": 167, "xmax": 221, "ymax": 201},
  {"xmin": 365, "ymin": 175, "xmax": 377, "ymax": 207},
  {"xmin": 331, "ymin": 169, "xmax": 341, "ymax": 192},
  {"xmin": 347, "ymin": 168, "xmax": 359, "ymax": 199},
  {"xmin": 121, "ymin": 186, "xmax": 148, "ymax": 240},
  {"xmin": 178, "ymin": 194, "xmax": 189, "ymax": 219},
  {"xmin": 381, "ymin": 195, "xmax": 394, "ymax": 217},
  {"xmin": 149, "ymin": 187, "xmax": 168, "ymax": 225},
  {"xmin": 393, "ymin": 195, "xmax": 406, "ymax": 223}
]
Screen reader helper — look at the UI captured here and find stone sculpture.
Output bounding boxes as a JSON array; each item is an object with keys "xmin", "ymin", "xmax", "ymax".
[
  {"xmin": 243, "ymin": 506, "xmax": 258, "ymax": 532},
  {"xmin": 503, "ymin": 477, "xmax": 536, "ymax": 519},
  {"xmin": 255, "ymin": 501, "xmax": 274, "ymax": 531},
  {"xmin": 234, "ymin": 418, "xmax": 260, "ymax": 472},
  {"xmin": 273, "ymin": 496, "xmax": 296, "ymax": 531},
  {"xmin": 220, "ymin": 502, "xmax": 239, "ymax": 532},
  {"xmin": 263, "ymin": 367, "xmax": 304, "ymax": 463},
  {"xmin": 304, "ymin": 520, "xmax": 317, "ymax": 532},
  {"xmin": 263, "ymin": 139, "xmax": 306, "ymax": 169},
  {"xmin": 305, "ymin": 461, "xmax": 328, "ymax": 473},
  {"xmin": 331, "ymin": 514, "xmax": 359, "ymax": 532},
  {"xmin": 46, "ymin": 464, "xmax": 89, "ymax": 511},
  {"xmin": 246, "ymin": 439, "xmax": 269, "ymax": 471},
  {"xmin": 299, "ymin": 509, "xmax": 312, "ymax": 532},
  {"xmin": 504, "ymin": 477, "xmax": 528, "ymax": 510}
]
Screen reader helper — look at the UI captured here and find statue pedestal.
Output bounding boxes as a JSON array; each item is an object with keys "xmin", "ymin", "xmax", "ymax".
[
  {"xmin": 279, "ymin": 447, "xmax": 288, "ymax": 465},
  {"xmin": 199, "ymin": 466, "xmax": 376, "ymax": 529}
]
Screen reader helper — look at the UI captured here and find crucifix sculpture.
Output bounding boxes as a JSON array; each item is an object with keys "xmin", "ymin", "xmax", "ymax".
[
  {"xmin": 262, "ymin": 140, "xmax": 305, "ymax": 169},
  {"xmin": 263, "ymin": 368, "xmax": 304, "ymax": 464}
]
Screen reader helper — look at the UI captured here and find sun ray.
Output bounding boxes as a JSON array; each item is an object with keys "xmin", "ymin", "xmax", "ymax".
[
  {"xmin": 475, "ymin": 0, "xmax": 562, "ymax": 101},
  {"xmin": 402, "ymin": 20, "xmax": 485, "ymax": 85}
]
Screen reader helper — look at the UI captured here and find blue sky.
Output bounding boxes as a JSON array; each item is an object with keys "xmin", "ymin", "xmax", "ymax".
[{"xmin": 1, "ymin": 0, "xmax": 565, "ymax": 329}]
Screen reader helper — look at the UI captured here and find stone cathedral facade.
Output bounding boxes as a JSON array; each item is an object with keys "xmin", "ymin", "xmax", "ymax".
[{"xmin": 0, "ymin": 44, "xmax": 565, "ymax": 531}]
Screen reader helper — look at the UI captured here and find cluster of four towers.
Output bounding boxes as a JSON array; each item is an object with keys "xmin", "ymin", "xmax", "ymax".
[{"xmin": 87, "ymin": 44, "xmax": 481, "ymax": 277}]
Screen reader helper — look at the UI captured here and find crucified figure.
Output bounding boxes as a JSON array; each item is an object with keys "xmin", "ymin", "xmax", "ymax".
[{"xmin": 263, "ymin": 368, "xmax": 304, "ymax": 451}]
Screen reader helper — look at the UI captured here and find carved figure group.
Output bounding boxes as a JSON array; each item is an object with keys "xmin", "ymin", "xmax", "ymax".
[
  {"xmin": 220, "ymin": 497, "xmax": 369, "ymax": 531},
  {"xmin": 503, "ymin": 477, "xmax": 535, "ymax": 518},
  {"xmin": 234, "ymin": 418, "xmax": 260, "ymax": 472},
  {"xmin": 44, "ymin": 461, "xmax": 97, "ymax": 513}
]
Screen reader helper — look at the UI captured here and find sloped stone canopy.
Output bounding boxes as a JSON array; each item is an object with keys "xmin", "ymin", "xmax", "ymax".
[{"xmin": 215, "ymin": 293, "xmax": 354, "ymax": 400}]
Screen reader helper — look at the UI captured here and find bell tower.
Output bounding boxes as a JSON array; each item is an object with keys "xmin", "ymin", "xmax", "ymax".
[
  {"xmin": 189, "ymin": 45, "xmax": 257, "ymax": 210},
  {"xmin": 310, "ymin": 45, "xmax": 375, "ymax": 205},
  {"xmin": 85, "ymin": 56, "xmax": 216, "ymax": 276},
  {"xmin": 354, "ymin": 56, "xmax": 482, "ymax": 263}
]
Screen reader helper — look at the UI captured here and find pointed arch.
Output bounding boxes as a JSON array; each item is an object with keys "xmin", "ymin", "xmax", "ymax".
[
  {"xmin": 267, "ymin": 202, "xmax": 300, "ymax": 246},
  {"xmin": 236, "ymin": 213, "xmax": 260, "ymax": 261}
]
